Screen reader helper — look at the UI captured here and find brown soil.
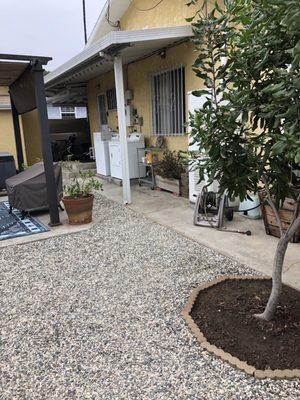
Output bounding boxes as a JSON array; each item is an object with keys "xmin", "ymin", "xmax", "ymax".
[{"xmin": 190, "ymin": 279, "xmax": 300, "ymax": 370}]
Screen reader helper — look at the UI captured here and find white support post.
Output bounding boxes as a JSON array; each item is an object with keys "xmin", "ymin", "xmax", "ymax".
[{"xmin": 114, "ymin": 55, "xmax": 131, "ymax": 204}]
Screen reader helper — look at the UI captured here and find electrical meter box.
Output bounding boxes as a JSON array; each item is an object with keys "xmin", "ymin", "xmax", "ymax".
[{"xmin": 126, "ymin": 105, "xmax": 135, "ymax": 127}]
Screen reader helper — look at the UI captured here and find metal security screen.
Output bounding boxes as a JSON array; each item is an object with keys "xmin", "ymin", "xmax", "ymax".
[
  {"xmin": 98, "ymin": 94, "xmax": 108, "ymax": 125},
  {"xmin": 151, "ymin": 66, "xmax": 185, "ymax": 136},
  {"xmin": 106, "ymin": 88, "xmax": 117, "ymax": 110}
]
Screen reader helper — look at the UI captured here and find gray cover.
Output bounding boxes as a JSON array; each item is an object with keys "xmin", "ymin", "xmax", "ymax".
[{"xmin": 6, "ymin": 162, "xmax": 63, "ymax": 212}]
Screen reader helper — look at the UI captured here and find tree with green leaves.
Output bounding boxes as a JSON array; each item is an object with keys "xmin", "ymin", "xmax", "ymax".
[{"xmin": 188, "ymin": 0, "xmax": 300, "ymax": 321}]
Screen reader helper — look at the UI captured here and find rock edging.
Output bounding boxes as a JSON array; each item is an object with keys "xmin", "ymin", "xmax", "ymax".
[{"xmin": 182, "ymin": 275, "xmax": 300, "ymax": 380}]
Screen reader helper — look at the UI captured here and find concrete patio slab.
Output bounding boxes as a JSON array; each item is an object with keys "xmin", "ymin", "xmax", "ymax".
[
  {"xmin": 0, "ymin": 196, "xmax": 94, "ymax": 248},
  {"xmin": 100, "ymin": 180, "xmax": 300, "ymax": 290}
]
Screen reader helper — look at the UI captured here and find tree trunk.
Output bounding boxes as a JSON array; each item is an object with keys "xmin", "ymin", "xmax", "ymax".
[{"xmin": 256, "ymin": 215, "xmax": 300, "ymax": 321}]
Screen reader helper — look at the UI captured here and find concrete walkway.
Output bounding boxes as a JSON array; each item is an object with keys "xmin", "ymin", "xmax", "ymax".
[{"xmin": 101, "ymin": 180, "xmax": 300, "ymax": 290}]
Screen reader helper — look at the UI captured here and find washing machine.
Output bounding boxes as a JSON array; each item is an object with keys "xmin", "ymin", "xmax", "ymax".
[
  {"xmin": 93, "ymin": 132, "xmax": 112, "ymax": 176},
  {"xmin": 109, "ymin": 134, "xmax": 146, "ymax": 180}
]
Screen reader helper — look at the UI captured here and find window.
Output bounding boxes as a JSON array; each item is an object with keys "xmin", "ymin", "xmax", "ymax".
[
  {"xmin": 98, "ymin": 94, "xmax": 108, "ymax": 125},
  {"xmin": 151, "ymin": 66, "xmax": 185, "ymax": 136},
  {"xmin": 106, "ymin": 88, "xmax": 117, "ymax": 110},
  {"xmin": 60, "ymin": 106, "xmax": 76, "ymax": 119}
]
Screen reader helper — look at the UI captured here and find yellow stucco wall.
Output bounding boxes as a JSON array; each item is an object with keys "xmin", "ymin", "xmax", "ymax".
[
  {"xmin": 88, "ymin": 71, "xmax": 119, "ymax": 143},
  {"xmin": 0, "ymin": 109, "xmax": 17, "ymax": 160},
  {"xmin": 21, "ymin": 109, "xmax": 42, "ymax": 166},
  {"xmin": 0, "ymin": 87, "xmax": 44, "ymax": 167},
  {"xmin": 0, "ymin": 87, "xmax": 16, "ymax": 161},
  {"xmin": 87, "ymin": 40, "xmax": 202, "ymax": 151},
  {"xmin": 127, "ymin": 41, "xmax": 200, "ymax": 150},
  {"xmin": 120, "ymin": 0, "xmax": 199, "ymax": 31},
  {"xmin": 86, "ymin": 0, "xmax": 217, "ymax": 152},
  {"xmin": 0, "ymin": 87, "xmax": 28, "ymax": 168}
]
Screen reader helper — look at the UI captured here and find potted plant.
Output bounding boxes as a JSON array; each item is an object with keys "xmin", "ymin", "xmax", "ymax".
[
  {"xmin": 62, "ymin": 163, "xmax": 102, "ymax": 225},
  {"xmin": 156, "ymin": 150, "xmax": 185, "ymax": 195}
]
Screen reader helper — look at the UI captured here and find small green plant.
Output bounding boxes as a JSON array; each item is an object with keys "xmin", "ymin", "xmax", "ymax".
[
  {"xmin": 156, "ymin": 150, "xmax": 185, "ymax": 180},
  {"xmin": 62, "ymin": 162, "xmax": 103, "ymax": 199}
]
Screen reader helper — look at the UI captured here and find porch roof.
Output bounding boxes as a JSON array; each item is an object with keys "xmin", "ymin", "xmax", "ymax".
[{"xmin": 45, "ymin": 25, "xmax": 193, "ymax": 100}]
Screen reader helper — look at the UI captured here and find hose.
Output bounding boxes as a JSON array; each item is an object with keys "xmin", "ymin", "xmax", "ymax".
[{"xmin": 200, "ymin": 188, "xmax": 252, "ymax": 236}]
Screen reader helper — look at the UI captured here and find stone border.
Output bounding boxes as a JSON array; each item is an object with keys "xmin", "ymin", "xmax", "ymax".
[{"xmin": 182, "ymin": 275, "xmax": 300, "ymax": 380}]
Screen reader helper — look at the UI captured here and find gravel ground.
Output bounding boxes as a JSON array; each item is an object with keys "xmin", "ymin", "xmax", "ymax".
[{"xmin": 1, "ymin": 194, "xmax": 299, "ymax": 400}]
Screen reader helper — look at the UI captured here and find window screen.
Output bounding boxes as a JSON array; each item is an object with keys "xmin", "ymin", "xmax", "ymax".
[
  {"xmin": 98, "ymin": 94, "xmax": 108, "ymax": 125},
  {"xmin": 151, "ymin": 66, "xmax": 185, "ymax": 136},
  {"xmin": 106, "ymin": 88, "xmax": 117, "ymax": 110}
]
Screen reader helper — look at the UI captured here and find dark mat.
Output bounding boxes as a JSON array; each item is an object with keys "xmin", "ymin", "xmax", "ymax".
[{"xmin": 0, "ymin": 201, "xmax": 49, "ymax": 241}]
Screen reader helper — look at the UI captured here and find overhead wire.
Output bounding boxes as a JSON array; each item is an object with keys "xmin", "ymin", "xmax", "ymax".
[
  {"xmin": 105, "ymin": 0, "xmax": 120, "ymax": 28},
  {"xmin": 105, "ymin": 0, "xmax": 165, "ymax": 28},
  {"xmin": 131, "ymin": 0, "xmax": 164, "ymax": 12}
]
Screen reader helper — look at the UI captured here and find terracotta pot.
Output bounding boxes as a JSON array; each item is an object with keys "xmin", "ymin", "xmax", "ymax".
[{"xmin": 62, "ymin": 195, "xmax": 94, "ymax": 225}]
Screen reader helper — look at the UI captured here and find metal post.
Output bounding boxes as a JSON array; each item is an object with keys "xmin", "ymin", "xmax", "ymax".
[
  {"xmin": 32, "ymin": 60, "xmax": 61, "ymax": 226},
  {"xmin": 82, "ymin": 0, "xmax": 88, "ymax": 44},
  {"xmin": 114, "ymin": 55, "xmax": 131, "ymax": 204},
  {"xmin": 10, "ymin": 97, "xmax": 24, "ymax": 171}
]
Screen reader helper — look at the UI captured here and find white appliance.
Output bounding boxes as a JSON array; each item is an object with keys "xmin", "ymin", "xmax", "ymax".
[
  {"xmin": 189, "ymin": 159, "xmax": 219, "ymax": 204},
  {"xmin": 94, "ymin": 132, "xmax": 112, "ymax": 176},
  {"xmin": 109, "ymin": 134, "xmax": 146, "ymax": 180},
  {"xmin": 239, "ymin": 195, "xmax": 262, "ymax": 219},
  {"xmin": 187, "ymin": 91, "xmax": 218, "ymax": 203}
]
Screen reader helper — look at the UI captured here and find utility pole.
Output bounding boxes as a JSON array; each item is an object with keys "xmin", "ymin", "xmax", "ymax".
[{"xmin": 82, "ymin": 0, "xmax": 87, "ymax": 44}]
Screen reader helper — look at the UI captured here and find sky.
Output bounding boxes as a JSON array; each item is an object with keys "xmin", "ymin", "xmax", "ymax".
[{"xmin": 0, "ymin": 0, "xmax": 106, "ymax": 71}]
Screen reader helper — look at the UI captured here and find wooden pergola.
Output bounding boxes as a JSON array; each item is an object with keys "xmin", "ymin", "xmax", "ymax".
[{"xmin": 0, "ymin": 54, "xmax": 60, "ymax": 225}]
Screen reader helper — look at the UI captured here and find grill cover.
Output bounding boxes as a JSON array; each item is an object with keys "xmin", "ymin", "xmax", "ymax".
[{"xmin": 5, "ymin": 162, "xmax": 62, "ymax": 212}]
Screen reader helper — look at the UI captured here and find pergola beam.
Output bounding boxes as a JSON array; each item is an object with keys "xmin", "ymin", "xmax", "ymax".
[{"xmin": 0, "ymin": 53, "xmax": 51, "ymax": 65}]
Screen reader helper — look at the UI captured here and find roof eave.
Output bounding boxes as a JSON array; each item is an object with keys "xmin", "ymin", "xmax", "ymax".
[{"xmin": 45, "ymin": 25, "xmax": 194, "ymax": 89}]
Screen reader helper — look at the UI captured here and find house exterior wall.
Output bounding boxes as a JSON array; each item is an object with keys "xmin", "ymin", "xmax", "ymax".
[
  {"xmin": 88, "ymin": 70, "xmax": 118, "ymax": 143},
  {"xmin": 120, "ymin": 0, "xmax": 199, "ymax": 31},
  {"xmin": 0, "ymin": 87, "xmax": 28, "ymax": 168},
  {"xmin": 86, "ymin": 0, "xmax": 213, "ymax": 152},
  {"xmin": 21, "ymin": 109, "xmax": 42, "ymax": 166},
  {"xmin": 0, "ymin": 109, "xmax": 17, "ymax": 160},
  {"xmin": 87, "ymin": 41, "xmax": 201, "ymax": 152},
  {"xmin": 127, "ymin": 41, "xmax": 200, "ymax": 150}
]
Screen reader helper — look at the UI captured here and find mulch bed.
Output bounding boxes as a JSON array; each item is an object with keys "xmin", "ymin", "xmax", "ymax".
[{"xmin": 190, "ymin": 279, "xmax": 300, "ymax": 370}]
